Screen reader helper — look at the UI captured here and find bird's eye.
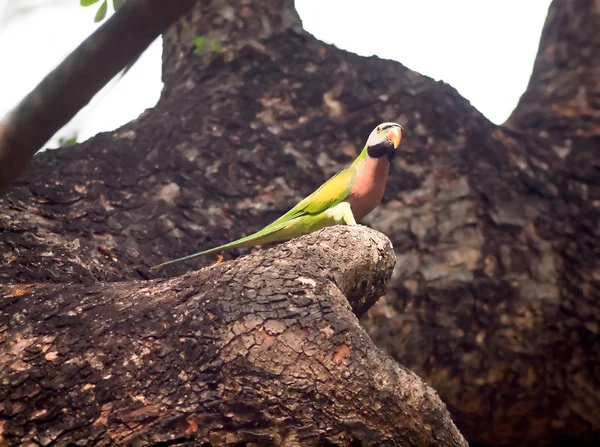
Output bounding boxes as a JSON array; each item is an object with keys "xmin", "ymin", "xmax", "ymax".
[{"xmin": 376, "ymin": 127, "xmax": 381, "ymax": 132}]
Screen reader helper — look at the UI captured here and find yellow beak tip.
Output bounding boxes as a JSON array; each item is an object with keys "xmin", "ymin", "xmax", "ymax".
[{"xmin": 387, "ymin": 127, "xmax": 402, "ymax": 149}]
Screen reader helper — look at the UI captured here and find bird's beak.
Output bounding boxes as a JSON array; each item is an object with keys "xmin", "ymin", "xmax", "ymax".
[{"xmin": 387, "ymin": 127, "xmax": 402, "ymax": 149}]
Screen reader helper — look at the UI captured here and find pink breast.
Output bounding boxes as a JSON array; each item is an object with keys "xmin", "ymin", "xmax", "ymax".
[{"xmin": 347, "ymin": 158, "xmax": 390, "ymax": 221}]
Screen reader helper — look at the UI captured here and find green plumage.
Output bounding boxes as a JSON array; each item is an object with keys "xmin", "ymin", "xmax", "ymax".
[{"xmin": 150, "ymin": 147, "xmax": 368, "ymax": 270}]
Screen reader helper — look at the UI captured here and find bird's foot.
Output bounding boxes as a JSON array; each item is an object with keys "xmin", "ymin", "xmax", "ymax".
[
  {"xmin": 343, "ymin": 211, "xmax": 357, "ymax": 225},
  {"xmin": 329, "ymin": 202, "xmax": 357, "ymax": 225}
]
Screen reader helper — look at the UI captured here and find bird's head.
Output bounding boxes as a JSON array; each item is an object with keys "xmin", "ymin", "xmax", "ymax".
[{"xmin": 365, "ymin": 122, "xmax": 403, "ymax": 162}]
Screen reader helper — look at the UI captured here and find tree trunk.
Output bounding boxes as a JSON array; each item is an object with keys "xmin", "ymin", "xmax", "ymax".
[
  {"xmin": 506, "ymin": 0, "xmax": 600, "ymax": 137},
  {"xmin": 361, "ymin": 0, "xmax": 600, "ymax": 445},
  {"xmin": 0, "ymin": 0, "xmax": 598, "ymax": 445}
]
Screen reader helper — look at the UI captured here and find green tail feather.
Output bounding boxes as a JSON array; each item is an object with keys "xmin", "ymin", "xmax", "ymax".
[
  {"xmin": 149, "ymin": 224, "xmax": 287, "ymax": 270},
  {"xmin": 150, "ymin": 201, "xmax": 352, "ymax": 271}
]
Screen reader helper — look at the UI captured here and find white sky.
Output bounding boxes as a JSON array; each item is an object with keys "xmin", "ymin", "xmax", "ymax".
[{"xmin": 0, "ymin": 0, "xmax": 551, "ymax": 150}]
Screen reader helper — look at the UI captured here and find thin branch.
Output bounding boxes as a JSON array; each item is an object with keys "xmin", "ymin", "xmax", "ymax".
[{"xmin": 0, "ymin": 0, "xmax": 196, "ymax": 195}]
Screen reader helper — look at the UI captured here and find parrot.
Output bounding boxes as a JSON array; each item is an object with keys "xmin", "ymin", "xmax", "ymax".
[{"xmin": 150, "ymin": 122, "xmax": 403, "ymax": 270}]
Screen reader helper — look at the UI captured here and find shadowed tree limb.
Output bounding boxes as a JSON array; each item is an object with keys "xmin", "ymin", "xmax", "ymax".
[
  {"xmin": 0, "ymin": 0, "xmax": 196, "ymax": 196},
  {"xmin": 0, "ymin": 226, "xmax": 467, "ymax": 447}
]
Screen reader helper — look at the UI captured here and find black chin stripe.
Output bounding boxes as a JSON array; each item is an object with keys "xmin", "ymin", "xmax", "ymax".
[{"xmin": 367, "ymin": 142, "xmax": 394, "ymax": 159}]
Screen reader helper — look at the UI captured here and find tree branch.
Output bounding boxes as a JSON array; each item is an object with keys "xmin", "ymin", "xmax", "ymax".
[
  {"xmin": 506, "ymin": 0, "xmax": 600, "ymax": 136},
  {"xmin": 0, "ymin": 226, "xmax": 466, "ymax": 446},
  {"xmin": 0, "ymin": 0, "xmax": 196, "ymax": 196}
]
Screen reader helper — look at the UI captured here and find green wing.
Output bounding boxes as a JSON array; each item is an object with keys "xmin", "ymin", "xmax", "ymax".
[
  {"xmin": 267, "ymin": 166, "xmax": 356, "ymax": 228},
  {"xmin": 150, "ymin": 165, "xmax": 358, "ymax": 270}
]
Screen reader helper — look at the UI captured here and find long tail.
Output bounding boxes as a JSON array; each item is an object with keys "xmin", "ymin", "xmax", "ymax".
[{"xmin": 149, "ymin": 224, "xmax": 287, "ymax": 270}]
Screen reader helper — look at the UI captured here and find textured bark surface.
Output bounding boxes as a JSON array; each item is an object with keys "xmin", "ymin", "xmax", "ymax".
[
  {"xmin": 506, "ymin": 0, "xmax": 600, "ymax": 136},
  {"xmin": 0, "ymin": 0, "xmax": 598, "ymax": 445},
  {"xmin": 360, "ymin": 1, "xmax": 600, "ymax": 445},
  {"xmin": 1, "ymin": 227, "xmax": 467, "ymax": 446}
]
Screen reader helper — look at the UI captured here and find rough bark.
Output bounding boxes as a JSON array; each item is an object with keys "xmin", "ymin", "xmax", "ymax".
[
  {"xmin": 0, "ymin": 226, "xmax": 466, "ymax": 446},
  {"xmin": 506, "ymin": 0, "xmax": 600, "ymax": 136},
  {"xmin": 0, "ymin": 0, "xmax": 598, "ymax": 445},
  {"xmin": 361, "ymin": 0, "xmax": 600, "ymax": 445}
]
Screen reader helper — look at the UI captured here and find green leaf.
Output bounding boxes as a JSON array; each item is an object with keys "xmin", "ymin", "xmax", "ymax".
[
  {"xmin": 193, "ymin": 36, "xmax": 206, "ymax": 55},
  {"xmin": 80, "ymin": 0, "xmax": 102, "ymax": 6},
  {"xmin": 58, "ymin": 135, "xmax": 78, "ymax": 147},
  {"xmin": 210, "ymin": 41, "xmax": 223, "ymax": 53},
  {"xmin": 112, "ymin": 0, "xmax": 122, "ymax": 10},
  {"xmin": 94, "ymin": 0, "xmax": 108, "ymax": 22}
]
